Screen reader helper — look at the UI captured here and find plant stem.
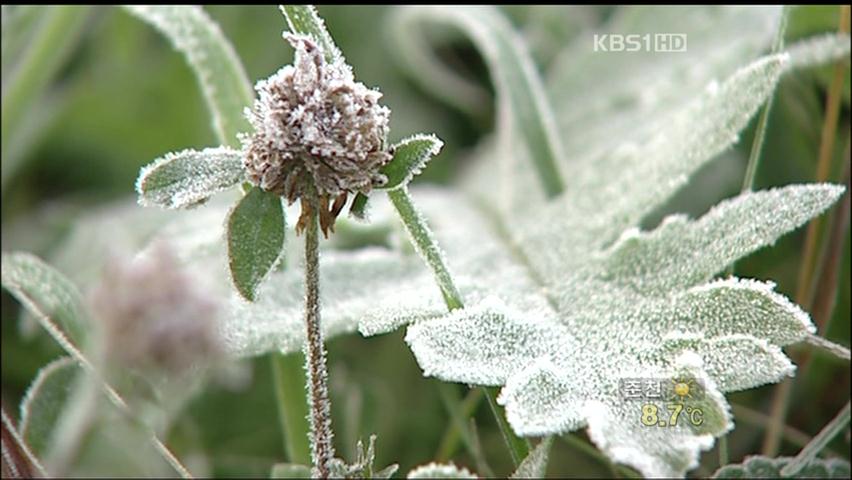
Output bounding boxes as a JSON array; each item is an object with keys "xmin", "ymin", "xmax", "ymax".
[
  {"xmin": 763, "ymin": 5, "xmax": 850, "ymax": 456},
  {"xmin": 560, "ymin": 434, "xmax": 639, "ymax": 478},
  {"xmin": 809, "ymin": 152, "xmax": 850, "ymax": 335},
  {"xmin": 387, "ymin": 188, "xmax": 463, "ymax": 310},
  {"xmin": 804, "ymin": 334, "xmax": 852, "ymax": 361},
  {"xmin": 780, "ymin": 402, "xmax": 851, "ymax": 477},
  {"xmin": 303, "ymin": 207, "xmax": 334, "ymax": 478},
  {"xmin": 387, "ymin": 187, "xmax": 531, "ymax": 464},
  {"xmin": 718, "ymin": 435, "xmax": 729, "ymax": 467},
  {"xmin": 484, "ymin": 385, "xmax": 530, "ymax": 468},
  {"xmin": 271, "ymin": 351, "xmax": 312, "ymax": 464},
  {"xmin": 727, "ymin": 6, "xmax": 789, "ymax": 276}
]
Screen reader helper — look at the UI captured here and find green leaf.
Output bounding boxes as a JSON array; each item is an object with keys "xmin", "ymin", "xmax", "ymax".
[
  {"xmin": 270, "ymin": 463, "xmax": 312, "ymax": 479},
  {"xmin": 136, "ymin": 146, "xmax": 246, "ymax": 209},
  {"xmin": 1, "ymin": 252, "xmax": 89, "ymax": 348},
  {"xmin": 279, "ymin": 5, "xmax": 344, "ymax": 64},
  {"xmin": 379, "ymin": 134, "xmax": 444, "ymax": 191},
  {"xmin": 392, "ymin": 6, "xmax": 565, "ymax": 198},
  {"xmin": 125, "ymin": 5, "xmax": 252, "ymax": 146},
  {"xmin": 19, "ymin": 357, "xmax": 79, "ymax": 457},
  {"xmin": 510, "ymin": 436, "xmax": 553, "ymax": 478},
  {"xmin": 713, "ymin": 455, "xmax": 850, "ymax": 478},
  {"xmin": 227, "ymin": 187, "xmax": 286, "ymax": 301},
  {"xmin": 407, "ymin": 462, "xmax": 477, "ymax": 479}
]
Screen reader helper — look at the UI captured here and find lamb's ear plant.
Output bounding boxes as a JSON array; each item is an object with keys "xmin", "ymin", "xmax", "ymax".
[{"xmin": 127, "ymin": 5, "xmax": 848, "ymax": 477}]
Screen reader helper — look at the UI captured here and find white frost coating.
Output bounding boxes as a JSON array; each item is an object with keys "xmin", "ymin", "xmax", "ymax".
[
  {"xmin": 136, "ymin": 146, "xmax": 245, "ymax": 209},
  {"xmin": 784, "ymin": 33, "xmax": 852, "ymax": 70},
  {"xmin": 47, "ymin": 7, "xmax": 851, "ymax": 478},
  {"xmin": 383, "ymin": 133, "xmax": 444, "ymax": 191},
  {"xmin": 408, "ymin": 462, "xmax": 477, "ymax": 479}
]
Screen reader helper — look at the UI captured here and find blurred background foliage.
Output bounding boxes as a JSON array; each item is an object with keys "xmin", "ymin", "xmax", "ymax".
[{"xmin": 1, "ymin": 5, "xmax": 849, "ymax": 477}]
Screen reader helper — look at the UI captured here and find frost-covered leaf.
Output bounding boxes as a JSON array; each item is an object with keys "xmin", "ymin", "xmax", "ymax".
[
  {"xmin": 227, "ymin": 187, "xmax": 285, "ymax": 302},
  {"xmin": 280, "ymin": 5, "xmax": 344, "ymax": 65},
  {"xmin": 125, "ymin": 5, "xmax": 252, "ymax": 146},
  {"xmin": 45, "ymin": 7, "xmax": 850, "ymax": 477},
  {"xmin": 19, "ymin": 357, "xmax": 79, "ymax": 457},
  {"xmin": 784, "ymin": 33, "xmax": 852, "ymax": 70},
  {"xmin": 17, "ymin": 357, "xmax": 175, "ymax": 477},
  {"xmin": 510, "ymin": 436, "xmax": 553, "ymax": 478},
  {"xmin": 712, "ymin": 455, "xmax": 851, "ymax": 478},
  {"xmin": 407, "ymin": 462, "xmax": 477, "ymax": 479},
  {"xmin": 379, "ymin": 134, "xmax": 444, "ymax": 191},
  {"xmin": 1, "ymin": 252, "xmax": 89, "ymax": 348},
  {"xmin": 136, "ymin": 147, "xmax": 245, "ymax": 209}
]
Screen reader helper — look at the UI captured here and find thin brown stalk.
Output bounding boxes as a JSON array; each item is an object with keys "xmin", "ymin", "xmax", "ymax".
[{"xmin": 763, "ymin": 5, "xmax": 850, "ymax": 457}]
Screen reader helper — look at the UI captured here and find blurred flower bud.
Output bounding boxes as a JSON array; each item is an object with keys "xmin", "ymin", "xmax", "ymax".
[{"xmin": 88, "ymin": 242, "xmax": 222, "ymax": 376}]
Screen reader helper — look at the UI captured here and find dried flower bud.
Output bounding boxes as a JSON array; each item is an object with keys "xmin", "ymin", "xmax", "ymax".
[
  {"xmin": 88, "ymin": 242, "xmax": 222, "ymax": 375},
  {"xmin": 241, "ymin": 34, "xmax": 392, "ymax": 235}
]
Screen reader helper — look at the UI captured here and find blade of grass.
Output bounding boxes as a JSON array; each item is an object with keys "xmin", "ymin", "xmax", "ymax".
[
  {"xmin": 435, "ymin": 388, "xmax": 483, "ymax": 461},
  {"xmin": 780, "ymin": 402, "xmax": 851, "ymax": 477},
  {"xmin": 726, "ymin": 6, "xmax": 789, "ymax": 278}
]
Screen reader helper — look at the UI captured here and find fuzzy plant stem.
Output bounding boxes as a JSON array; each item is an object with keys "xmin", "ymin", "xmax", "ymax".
[
  {"xmin": 303, "ymin": 207, "xmax": 335, "ymax": 478},
  {"xmin": 387, "ymin": 187, "xmax": 531, "ymax": 466}
]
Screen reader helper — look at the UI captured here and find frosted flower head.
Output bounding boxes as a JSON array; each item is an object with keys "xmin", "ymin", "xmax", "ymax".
[
  {"xmin": 241, "ymin": 34, "xmax": 392, "ymax": 235},
  {"xmin": 89, "ymin": 242, "xmax": 223, "ymax": 376}
]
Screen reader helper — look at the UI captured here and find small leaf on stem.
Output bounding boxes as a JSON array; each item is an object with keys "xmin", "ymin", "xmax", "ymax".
[{"xmin": 227, "ymin": 186, "xmax": 286, "ymax": 301}]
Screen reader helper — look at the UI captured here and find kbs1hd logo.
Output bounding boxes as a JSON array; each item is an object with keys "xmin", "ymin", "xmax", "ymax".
[{"xmin": 594, "ymin": 33, "xmax": 687, "ymax": 53}]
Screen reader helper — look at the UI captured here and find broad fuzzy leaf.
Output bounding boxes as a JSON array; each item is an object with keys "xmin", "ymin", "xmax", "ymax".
[
  {"xmin": 227, "ymin": 187, "xmax": 285, "ymax": 302},
  {"xmin": 136, "ymin": 147, "xmax": 245, "ymax": 209},
  {"xmin": 713, "ymin": 455, "xmax": 851, "ymax": 479},
  {"xmin": 380, "ymin": 134, "xmax": 444, "ymax": 191},
  {"xmin": 19, "ymin": 357, "xmax": 79, "ymax": 457},
  {"xmin": 44, "ymin": 6, "xmax": 851, "ymax": 477},
  {"xmin": 1, "ymin": 252, "xmax": 89, "ymax": 348}
]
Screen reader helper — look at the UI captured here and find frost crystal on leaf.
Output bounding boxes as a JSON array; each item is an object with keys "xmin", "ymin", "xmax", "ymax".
[{"xmin": 241, "ymin": 34, "xmax": 391, "ymax": 213}]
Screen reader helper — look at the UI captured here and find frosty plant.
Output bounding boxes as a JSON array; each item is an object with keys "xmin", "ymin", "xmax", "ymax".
[
  {"xmin": 133, "ymin": 5, "xmax": 448, "ymax": 478},
  {"xmin": 5, "ymin": 4, "xmax": 851, "ymax": 479}
]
